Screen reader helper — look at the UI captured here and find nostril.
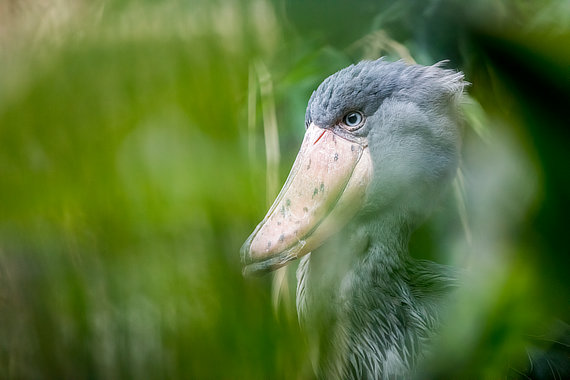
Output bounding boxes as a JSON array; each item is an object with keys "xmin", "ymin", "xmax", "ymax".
[{"xmin": 313, "ymin": 130, "xmax": 326, "ymax": 145}]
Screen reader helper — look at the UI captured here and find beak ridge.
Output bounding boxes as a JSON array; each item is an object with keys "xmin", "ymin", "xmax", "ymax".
[{"xmin": 242, "ymin": 124, "xmax": 372, "ymax": 275}]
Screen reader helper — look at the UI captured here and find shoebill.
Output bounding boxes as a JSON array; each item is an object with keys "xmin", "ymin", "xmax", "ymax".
[{"xmin": 241, "ymin": 59, "xmax": 466, "ymax": 379}]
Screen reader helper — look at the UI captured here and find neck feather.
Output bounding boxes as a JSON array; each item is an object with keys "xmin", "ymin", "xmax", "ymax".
[
  {"xmin": 356, "ymin": 208, "xmax": 413, "ymax": 267},
  {"xmin": 297, "ymin": 209, "xmax": 456, "ymax": 379}
]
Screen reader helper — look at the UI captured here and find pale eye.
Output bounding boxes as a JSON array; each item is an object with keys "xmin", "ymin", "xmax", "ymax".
[{"xmin": 343, "ymin": 111, "xmax": 363, "ymax": 128}]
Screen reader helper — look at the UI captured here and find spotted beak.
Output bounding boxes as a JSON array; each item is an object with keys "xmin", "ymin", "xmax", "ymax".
[{"xmin": 241, "ymin": 123, "xmax": 372, "ymax": 276}]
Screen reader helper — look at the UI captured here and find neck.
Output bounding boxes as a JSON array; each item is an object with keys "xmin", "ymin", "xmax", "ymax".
[
  {"xmin": 355, "ymin": 208, "xmax": 414, "ymax": 268},
  {"xmin": 297, "ymin": 209, "xmax": 455, "ymax": 379},
  {"xmin": 297, "ymin": 209, "xmax": 413, "ymax": 319}
]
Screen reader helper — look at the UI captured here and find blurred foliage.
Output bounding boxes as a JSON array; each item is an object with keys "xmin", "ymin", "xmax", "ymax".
[{"xmin": 0, "ymin": 0, "xmax": 568, "ymax": 379}]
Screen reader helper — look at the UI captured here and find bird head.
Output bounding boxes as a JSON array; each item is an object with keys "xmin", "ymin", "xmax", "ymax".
[{"xmin": 241, "ymin": 59, "xmax": 466, "ymax": 275}]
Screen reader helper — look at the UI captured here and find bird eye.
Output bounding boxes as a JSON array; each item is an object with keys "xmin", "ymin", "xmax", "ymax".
[{"xmin": 342, "ymin": 111, "xmax": 364, "ymax": 129}]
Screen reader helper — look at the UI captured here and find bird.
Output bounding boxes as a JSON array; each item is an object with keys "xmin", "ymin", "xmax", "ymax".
[{"xmin": 241, "ymin": 58, "xmax": 466, "ymax": 379}]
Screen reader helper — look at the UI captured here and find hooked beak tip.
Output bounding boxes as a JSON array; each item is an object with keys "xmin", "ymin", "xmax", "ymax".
[{"xmin": 240, "ymin": 239, "xmax": 250, "ymax": 264}]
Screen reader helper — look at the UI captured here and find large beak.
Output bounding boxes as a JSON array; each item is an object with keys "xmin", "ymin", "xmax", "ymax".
[{"xmin": 241, "ymin": 123, "xmax": 372, "ymax": 275}]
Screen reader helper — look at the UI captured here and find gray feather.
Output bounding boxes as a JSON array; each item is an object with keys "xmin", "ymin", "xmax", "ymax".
[{"xmin": 296, "ymin": 59, "xmax": 466, "ymax": 380}]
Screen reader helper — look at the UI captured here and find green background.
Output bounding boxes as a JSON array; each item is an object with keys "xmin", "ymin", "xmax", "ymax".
[{"xmin": 0, "ymin": 0, "xmax": 568, "ymax": 378}]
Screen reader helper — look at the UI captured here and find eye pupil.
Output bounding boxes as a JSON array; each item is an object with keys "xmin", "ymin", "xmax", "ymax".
[{"xmin": 344, "ymin": 111, "xmax": 363, "ymax": 127}]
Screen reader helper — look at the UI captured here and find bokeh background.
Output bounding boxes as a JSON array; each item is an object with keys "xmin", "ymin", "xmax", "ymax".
[{"xmin": 0, "ymin": 0, "xmax": 568, "ymax": 378}]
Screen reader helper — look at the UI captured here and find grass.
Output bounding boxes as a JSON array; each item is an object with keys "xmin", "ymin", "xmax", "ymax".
[{"xmin": 0, "ymin": 0, "xmax": 568, "ymax": 378}]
